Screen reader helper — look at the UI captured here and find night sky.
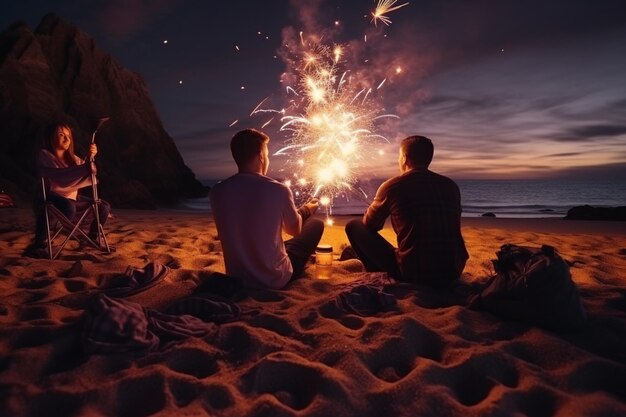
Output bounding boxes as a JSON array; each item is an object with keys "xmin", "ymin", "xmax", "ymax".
[{"xmin": 2, "ymin": 0, "xmax": 626, "ymax": 181}]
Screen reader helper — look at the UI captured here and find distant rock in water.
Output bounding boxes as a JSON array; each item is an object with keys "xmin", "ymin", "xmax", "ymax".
[
  {"xmin": 565, "ymin": 205, "xmax": 626, "ymax": 221},
  {"xmin": 481, "ymin": 212, "xmax": 496, "ymax": 217},
  {"xmin": 0, "ymin": 14, "xmax": 207, "ymax": 208}
]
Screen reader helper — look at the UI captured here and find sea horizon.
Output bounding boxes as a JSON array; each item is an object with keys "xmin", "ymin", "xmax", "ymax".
[{"xmin": 181, "ymin": 177, "xmax": 625, "ymax": 218}]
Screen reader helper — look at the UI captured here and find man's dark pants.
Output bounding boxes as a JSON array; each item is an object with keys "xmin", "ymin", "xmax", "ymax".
[
  {"xmin": 286, "ymin": 218, "xmax": 325, "ymax": 279},
  {"xmin": 345, "ymin": 218, "xmax": 401, "ymax": 279}
]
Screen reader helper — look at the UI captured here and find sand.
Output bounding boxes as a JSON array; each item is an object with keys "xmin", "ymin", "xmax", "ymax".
[{"xmin": 0, "ymin": 208, "xmax": 625, "ymax": 417}]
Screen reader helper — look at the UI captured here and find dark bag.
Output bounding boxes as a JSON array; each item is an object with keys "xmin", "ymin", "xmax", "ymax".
[{"xmin": 471, "ymin": 244, "xmax": 586, "ymax": 331}]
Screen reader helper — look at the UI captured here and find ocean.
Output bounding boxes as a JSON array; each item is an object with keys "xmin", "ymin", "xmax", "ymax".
[{"xmin": 181, "ymin": 178, "xmax": 626, "ymax": 218}]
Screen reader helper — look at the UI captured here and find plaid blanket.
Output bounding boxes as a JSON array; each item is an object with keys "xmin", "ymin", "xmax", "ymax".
[{"xmin": 82, "ymin": 294, "xmax": 221, "ymax": 353}]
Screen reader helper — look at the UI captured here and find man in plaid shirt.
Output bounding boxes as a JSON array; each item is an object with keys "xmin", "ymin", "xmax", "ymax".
[{"xmin": 346, "ymin": 136, "xmax": 468, "ymax": 286}]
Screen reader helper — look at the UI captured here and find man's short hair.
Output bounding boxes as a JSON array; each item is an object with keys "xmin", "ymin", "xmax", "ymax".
[
  {"xmin": 401, "ymin": 135, "xmax": 434, "ymax": 168},
  {"xmin": 230, "ymin": 129, "xmax": 269, "ymax": 167}
]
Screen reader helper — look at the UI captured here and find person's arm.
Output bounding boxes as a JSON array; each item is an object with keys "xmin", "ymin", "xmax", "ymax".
[
  {"xmin": 363, "ymin": 182, "xmax": 390, "ymax": 232},
  {"xmin": 282, "ymin": 187, "xmax": 302, "ymax": 237},
  {"xmin": 297, "ymin": 198, "xmax": 319, "ymax": 223},
  {"xmin": 38, "ymin": 150, "xmax": 92, "ymax": 189}
]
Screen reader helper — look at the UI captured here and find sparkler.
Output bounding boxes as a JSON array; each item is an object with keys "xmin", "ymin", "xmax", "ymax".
[
  {"xmin": 371, "ymin": 0, "xmax": 409, "ymax": 26},
  {"xmin": 241, "ymin": 3, "xmax": 410, "ymax": 225},
  {"xmin": 254, "ymin": 38, "xmax": 398, "ymax": 225}
]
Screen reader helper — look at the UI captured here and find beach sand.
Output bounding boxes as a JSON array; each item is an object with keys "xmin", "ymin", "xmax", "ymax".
[{"xmin": 1, "ymin": 208, "xmax": 625, "ymax": 416}]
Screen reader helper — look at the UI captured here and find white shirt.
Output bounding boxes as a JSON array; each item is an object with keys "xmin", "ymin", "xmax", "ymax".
[
  {"xmin": 210, "ymin": 173, "xmax": 300, "ymax": 289},
  {"xmin": 38, "ymin": 149, "xmax": 92, "ymax": 200}
]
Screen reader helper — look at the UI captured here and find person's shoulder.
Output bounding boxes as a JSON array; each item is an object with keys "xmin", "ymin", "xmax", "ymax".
[
  {"xmin": 260, "ymin": 175, "xmax": 292, "ymax": 196},
  {"xmin": 431, "ymin": 170, "xmax": 457, "ymax": 183},
  {"xmin": 212, "ymin": 174, "xmax": 287, "ymax": 190},
  {"xmin": 38, "ymin": 149, "xmax": 53, "ymax": 158},
  {"xmin": 428, "ymin": 170, "xmax": 460, "ymax": 189},
  {"xmin": 379, "ymin": 173, "xmax": 406, "ymax": 191},
  {"xmin": 37, "ymin": 149, "xmax": 56, "ymax": 165},
  {"xmin": 209, "ymin": 175, "xmax": 235, "ymax": 196}
]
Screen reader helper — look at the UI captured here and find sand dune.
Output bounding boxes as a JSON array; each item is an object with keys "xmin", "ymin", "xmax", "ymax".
[{"xmin": 0, "ymin": 208, "xmax": 625, "ymax": 416}]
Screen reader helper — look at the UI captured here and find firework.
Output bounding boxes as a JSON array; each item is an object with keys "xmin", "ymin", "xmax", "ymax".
[
  {"xmin": 253, "ymin": 39, "xmax": 397, "ymax": 225},
  {"xmin": 371, "ymin": 0, "xmax": 409, "ymax": 26}
]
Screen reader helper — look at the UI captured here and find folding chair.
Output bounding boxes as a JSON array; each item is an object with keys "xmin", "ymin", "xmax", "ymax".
[{"xmin": 41, "ymin": 177, "xmax": 111, "ymax": 260}]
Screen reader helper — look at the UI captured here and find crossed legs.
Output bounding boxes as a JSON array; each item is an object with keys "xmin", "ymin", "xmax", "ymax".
[
  {"xmin": 285, "ymin": 218, "xmax": 324, "ymax": 279},
  {"xmin": 345, "ymin": 219, "xmax": 401, "ymax": 279}
]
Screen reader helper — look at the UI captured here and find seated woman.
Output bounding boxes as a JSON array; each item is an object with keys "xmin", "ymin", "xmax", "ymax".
[{"xmin": 25, "ymin": 123, "xmax": 111, "ymax": 257}]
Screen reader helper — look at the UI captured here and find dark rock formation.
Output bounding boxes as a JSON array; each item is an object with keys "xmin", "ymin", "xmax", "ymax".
[
  {"xmin": 481, "ymin": 212, "xmax": 496, "ymax": 217},
  {"xmin": 564, "ymin": 205, "xmax": 626, "ymax": 221},
  {"xmin": 0, "ymin": 14, "xmax": 207, "ymax": 208}
]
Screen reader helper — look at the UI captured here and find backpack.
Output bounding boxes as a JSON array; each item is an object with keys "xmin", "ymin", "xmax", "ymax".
[{"xmin": 470, "ymin": 244, "xmax": 586, "ymax": 331}]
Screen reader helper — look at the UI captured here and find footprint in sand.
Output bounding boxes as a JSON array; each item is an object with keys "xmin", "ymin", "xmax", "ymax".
[
  {"xmin": 26, "ymin": 390, "xmax": 84, "ymax": 417},
  {"xmin": 11, "ymin": 326, "xmax": 57, "ymax": 348},
  {"xmin": 566, "ymin": 359, "xmax": 626, "ymax": 399},
  {"xmin": 298, "ymin": 310, "xmax": 318, "ymax": 329},
  {"xmin": 24, "ymin": 290, "xmax": 48, "ymax": 304},
  {"xmin": 240, "ymin": 352, "xmax": 348, "ymax": 410},
  {"xmin": 114, "ymin": 374, "xmax": 167, "ymax": 417},
  {"xmin": 63, "ymin": 279, "xmax": 89, "ymax": 293},
  {"xmin": 216, "ymin": 325, "xmax": 257, "ymax": 362},
  {"xmin": 19, "ymin": 306, "xmax": 51, "ymax": 321},
  {"xmin": 201, "ymin": 384, "xmax": 235, "ymax": 411},
  {"xmin": 18, "ymin": 278, "xmax": 55, "ymax": 290},
  {"xmin": 337, "ymin": 315, "xmax": 365, "ymax": 330},
  {"xmin": 165, "ymin": 347, "xmax": 219, "ymax": 378},
  {"xmin": 191, "ymin": 257, "xmax": 216, "ymax": 269},
  {"xmin": 498, "ymin": 386, "xmax": 558, "ymax": 417},
  {"xmin": 249, "ymin": 313, "xmax": 298, "ymax": 337},
  {"xmin": 168, "ymin": 377, "xmax": 201, "ymax": 407},
  {"xmin": 362, "ymin": 336, "xmax": 420, "ymax": 382},
  {"xmin": 362, "ymin": 318, "xmax": 444, "ymax": 382}
]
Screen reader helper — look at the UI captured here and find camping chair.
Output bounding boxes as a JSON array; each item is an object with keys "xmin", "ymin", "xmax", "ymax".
[{"xmin": 41, "ymin": 177, "xmax": 111, "ymax": 260}]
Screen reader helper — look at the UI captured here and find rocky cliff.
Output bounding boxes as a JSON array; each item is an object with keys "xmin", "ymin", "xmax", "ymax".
[{"xmin": 0, "ymin": 14, "xmax": 207, "ymax": 208}]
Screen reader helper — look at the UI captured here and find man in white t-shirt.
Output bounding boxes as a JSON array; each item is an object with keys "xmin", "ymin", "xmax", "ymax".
[{"xmin": 210, "ymin": 129, "xmax": 323, "ymax": 289}]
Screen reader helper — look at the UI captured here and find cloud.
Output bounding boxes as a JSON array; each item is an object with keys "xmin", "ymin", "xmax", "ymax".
[
  {"xmin": 551, "ymin": 124, "xmax": 626, "ymax": 142},
  {"xmin": 543, "ymin": 152, "xmax": 582, "ymax": 158},
  {"xmin": 548, "ymin": 162, "xmax": 626, "ymax": 180}
]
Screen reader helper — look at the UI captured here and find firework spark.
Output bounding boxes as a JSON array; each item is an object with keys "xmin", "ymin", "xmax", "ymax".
[
  {"xmin": 371, "ymin": 0, "xmax": 409, "ymax": 26},
  {"xmin": 252, "ymin": 41, "xmax": 397, "ymax": 225}
]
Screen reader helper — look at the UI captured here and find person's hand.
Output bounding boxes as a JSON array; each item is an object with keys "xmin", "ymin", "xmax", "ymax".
[
  {"xmin": 89, "ymin": 144, "xmax": 98, "ymax": 159},
  {"xmin": 303, "ymin": 198, "xmax": 319, "ymax": 215}
]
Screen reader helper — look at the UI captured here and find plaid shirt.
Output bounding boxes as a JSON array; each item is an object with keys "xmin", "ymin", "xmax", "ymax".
[{"xmin": 364, "ymin": 169, "xmax": 468, "ymax": 284}]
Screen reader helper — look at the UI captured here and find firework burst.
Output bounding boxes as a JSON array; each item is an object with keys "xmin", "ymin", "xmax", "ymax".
[
  {"xmin": 371, "ymin": 0, "xmax": 409, "ymax": 26},
  {"xmin": 255, "ymin": 40, "xmax": 397, "ymax": 221}
]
